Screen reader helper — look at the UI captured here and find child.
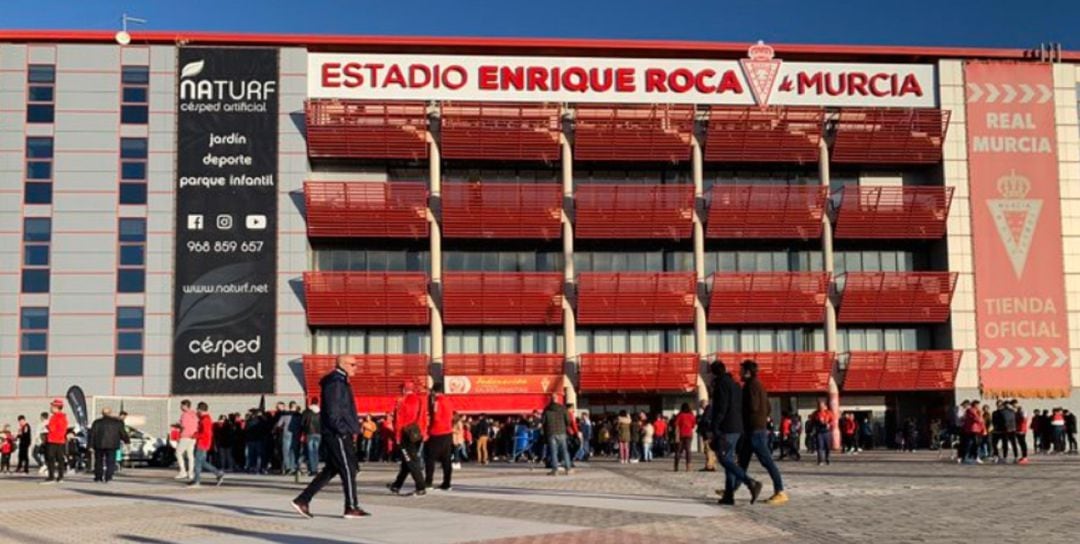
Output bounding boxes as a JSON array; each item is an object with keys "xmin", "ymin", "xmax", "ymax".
[{"xmin": 0, "ymin": 426, "xmax": 14, "ymax": 472}]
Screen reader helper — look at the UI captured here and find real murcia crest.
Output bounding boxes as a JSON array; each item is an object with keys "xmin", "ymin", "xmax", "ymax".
[
  {"xmin": 740, "ymin": 41, "xmax": 781, "ymax": 109},
  {"xmin": 987, "ymin": 170, "xmax": 1042, "ymax": 278}
]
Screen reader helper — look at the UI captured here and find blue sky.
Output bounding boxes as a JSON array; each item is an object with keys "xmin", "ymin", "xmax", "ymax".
[{"xmin": 1, "ymin": 0, "xmax": 1076, "ymax": 49}]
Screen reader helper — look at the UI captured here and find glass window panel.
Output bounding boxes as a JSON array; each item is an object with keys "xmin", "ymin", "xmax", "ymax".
[
  {"xmin": 405, "ymin": 331, "xmax": 427, "ymax": 354},
  {"xmin": 23, "ymin": 218, "xmax": 51, "ymax": 242},
  {"xmin": 846, "ymin": 252, "xmax": 863, "ymax": 273},
  {"xmin": 119, "ymin": 219, "xmax": 147, "ymax": 242},
  {"xmin": 498, "ymin": 330, "xmax": 517, "ymax": 353},
  {"xmin": 757, "ymin": 330, "xmax": 776, "ymax": 351},
  {"xmin": 866, "ymin": 329, "xmax": 884, "ymax": 350},
  {"xmin": 445, "ymin": 252, "xmax": 465, "ymax": 272},
  {"xmin": 812, "ymin": 329, "xmax": 826, "ymax": 351},
  {"xmin": 21, "ymin": 269, "xmax": 49, "ymax": 293},
  {"xmin": 718, "ymin": 252, "xmax": 737, "ymax": 273},
  {"xmin": 121, "ymin": 138, "xmax": 148, "ymax": 159},
  {"xmin": 385, "ymin": 251, "xmax": 406, "ymax": 272},
  {"xmin": 26, "ymin": 104, "xmax": 54, "ymax": 123},
  {"xmin": 28, "ymin": 86, "xmax": 53, "ymax": 102},
  {"xmin": 573, "ymin": 253, "xmax": 590, "ymax": 273},
  {"xmin": 24, "ymin": 245, "xmax": 49, "ymax": 266},
  {"xmin": 902, "ymin": 329, "xmax": 918, "ymax": 350},
  {"xmin": 610, "ymin": 330, "xmax": 629, "ymax": 353},
  {"xmin": 461, "ymin": 330, "xmax": 481, "ymax": 353},
  {"xmin": 19, "ymin": 354, "xmax": 47, "ymax": 377},
  {"xmin": 117, "ymin": 307, "xmax": 144, "ymax": 329},
  {"xmin": 120, "ymin": 245, "xmax": 145, "ymax": 266},
  {"xmin": 740, "ymin": 330, "xmax": 757, "ymax": 352},
  {"xmin": 115, "ymin": 354, "xmax": 143, "ymax": 376},
  {"xmin": 119, "ymin": 183, "xmax": 147, "ymax": 205},
  {"xmin": 481, "ymin": 253, "xmax": 499, "ymax": 272},
  {"xmin": 809, "ymin": 252, "xmax": 823, "ymax": 272},
  {"xmin": 900, "ymin": 253, "xmax": 915, "ymax": 272},
  {"xmin": 21, "ymin": 332, "xmax": 47, "ymax": 351},
  {"xmin": 883, "ymin": 329, "xmax": 902, "ymax": 350},
  {"xmin": 20, "ymin": 308, "xmax": 48, "ymax": 329},
  {"xmin": 117, "ymin": 331, "xmax": 143, "ymax": 351},
  {"xmin": 384, "ymin": 330, "xmax": 405, "ymax": 354},
  {"xmin": 463, "ymin": 252, "xmax": 483, "ymax": 271},
  {"xmin": 776, "ymin": 330, "xmax": 793, "ymax": 351},
  {"xmin": 445, "ymin": 331, "xmax": 462, "ymax": 354},
  {"xmin": 367, "ymin": 330, "xmax": 387, "ymax": 354},
  {"xmin": 480, "ymin": 330, "xmax": 500, "ymax": 353},
  {"xmin": 863, "ymin": 251, "xmax": 881, "ymax": 272},
  {"xmin": 121, "ymin": 105, "xmax": 148, "ymax": 124},
  {"xmin": 122, "ymin": 86, "xmax": 148, "ymax": 103},
  {"xmin": 26, "ymin": 161, "xmax": 52, "ymax": 179},
  {"xmin": 593, "ymin": 330, "xmax": 611, "ymax": 353},
  {"xmin": 121, "ymin": 66, "xmax": 149, "ymax": 84},
  {"xmin": 624, "ymin": 253, "xmax": 644, "ymax": 271},
  {"xmin": 26, "ymin": 137, "xmax": 53, "ymax": 158},
  {"xmin": 577, "ymin": 330, "xmax": 593, "ymax": 354},
  {"xmin": 848, "ymin": 329, "xmax": 866, "ymax": 351},
  {"xmin": 837, "ymin": 330, "xmax": 849, "ymax": 353},
  {"xmin": 593, "ymin": 253, "xmax": 613, "ymax": 272},
  {"xmin": 117, "ymin": 269, "xmax": 145, "ymax": 293},
  {"xmin": 121, "ymin": 162, "xmax": 147, "ymax": 181},
  {"xmin": 28, "ymin": 65, "xmax": 55, "ymax": 83},
  {"xmin": 737, "ymin": 252, "xmax": 756, "ymax": 272},
  {"xmin": 881, "ymin": 252, "xmax": 899, "ymax": 272},
  {"xmin": 629, "ymin": 330, "xmax": 648, "ymax": 353},
  {"xmin": 24, "ymin": 182, "xmax": 52, "ymax": 204},
  {"xmin": 773, "ymin": 252, "xmax": 788, "ymax": 272}
]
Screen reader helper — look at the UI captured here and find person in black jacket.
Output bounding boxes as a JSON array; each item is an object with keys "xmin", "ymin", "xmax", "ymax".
[
  {"xmin": 707, "ymin": 361, "xmax": 762, "ymax": 505},
  {"xmin": 89, "ymin": 408, "xmax": 128, "ymax": 483},
  {"xmin": 292, "ymin": 355, "xmax": 369, "ymax": 519},
  {"xmin": 16, "ymin": 415, "xmax": 31, "ymax": 474}
]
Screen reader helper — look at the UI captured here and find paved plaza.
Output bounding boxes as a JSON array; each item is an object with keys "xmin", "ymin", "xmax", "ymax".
[{"xmin": 0, "ymin": 452, "xmax": 1077, "ymax": 544}]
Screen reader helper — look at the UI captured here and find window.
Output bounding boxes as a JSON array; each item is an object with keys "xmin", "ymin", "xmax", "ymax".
[
  {"xmin": 120, "ymin": 66, "xmax": 149, "ymax": 124},
  {"xmin": 119, "ymin": 137, "xmax": 148, "ymax": 204},
  {"xmin": 115, "ymin": 307, "xmax": 145, "ymax": 376},
  {"xmin": 314, "ymin": 249, "xmax": 430, "ymax": 272},
  {"xmin": 312, "ymin": 329, "xmax": 431, "ymax": 355},
  {"xmin": 444, "ymin": 329, "xmax": 562, "ymax": 354},
  {"xmin": 26, "ymin": 64, "xmax": 55, "ymax": 124},
  {"xmin": 117, "ymin": 218, "xmax": 146, "ymax": 293},
  {"xmin": 21, "ymin": 218, "xmax": 51, "ymax": 293},
  {"xmin": 19, "ymin": 307, "xmax": 48, "ymax": 377},
  {"xmin": 25, "ymin": 137, "xmax": 54, "ymax": 204},
  {"xmin": 707, "ymin": 328, "xmax": 825, "ymax": 353}
]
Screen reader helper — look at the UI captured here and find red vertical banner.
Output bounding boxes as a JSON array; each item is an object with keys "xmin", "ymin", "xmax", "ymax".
[{"xmin": 966, "ymin": 62, "xmax": 1071, "ymax": 398}]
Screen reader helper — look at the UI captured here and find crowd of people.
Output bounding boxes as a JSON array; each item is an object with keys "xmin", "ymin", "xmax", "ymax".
[{"xmin": 951, "ymin": 399, "xmax": 1078, "ymax": 464}]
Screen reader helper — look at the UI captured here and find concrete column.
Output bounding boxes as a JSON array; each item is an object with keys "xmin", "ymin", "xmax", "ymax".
[
  {"xmin": 428, "ymin": 132, "xmax": 444, "ymax": 370},
  {"xmin": 820, "ymin": 137, "xmax": 841, "ymax": 450},
  {"xmin": 561, "ymin": 129, "xmax": 578, "ymax": 407},
  {"xmin": 692, "ymin": 135, "xmax": 709, "ymax": 404}
]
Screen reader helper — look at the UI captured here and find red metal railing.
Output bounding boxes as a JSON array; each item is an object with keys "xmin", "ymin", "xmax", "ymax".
[
  {"xmin": 442, "ymin": 272, "xmax": 563, "ymax": 325},
  {"xmin": 715, "ymin": 352, "xmax": 835, "ymax": 393},
  {"xmin": 578, "ymin": 353, "xmax": 699, "ymax": 392},
  {"xmin": 706, "ymin": 185, "xmax": 827, "ymax": 239},
  {"xmin": 302, "ymin": 354, "xmax": 430, "ymax": 399},
  {"xmin": 832, "ymin": 185, "xmax": 954, "ymax": 239},
  {"xmin": 304, "ymin": 181, "xmax": 429, "ymax": 238},
  {"xmin": 305, "ymin": 99, "xmax": 429, "ymax": 159},
  {"xmin": 576, "ymin": 272, "xmax": 696, "ymax": 325},
  {"xmin": 831, "ymin": 108, "xmax": 950, "ymax": 164},
  {"xmin": 842, "ymin": 350, "xmax": 962, "ymax": 391},
  {"xmin": 303, "ymin": 271, "xmax": 429, "ymax": 326},
  {"xmin": 443, "ymin": 353, "xmax": 564, "ymax": 375},
  {"xmin": 708, "ymin": 272, "xmax": 830, "ymax": 324},
  {"xmin": 440, "ymin": 102, "xmax": 561, "ymax": 161},
  {"xmin": 837, "ymin": 272, "xmax": 957, "ymax": 323},
  {"xmin": 573, "ymin": 104, "xmax": 694, "ymax": 162},
  {"xmin": 575, "ymin": 184, "xmax": 694, "ymax": 239},
  {"xmin": 441, "ymin": 182, "xmax": 562, "ymax": 239},
  {"xmin": 705, "ymin": 107, "xmax": 823, "ymax": 163}
]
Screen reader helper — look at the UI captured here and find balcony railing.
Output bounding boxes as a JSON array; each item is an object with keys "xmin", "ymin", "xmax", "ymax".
[
  {"xmin": 305, "ymin": 99, "xmax": 428, "ymax": 159},
  {"xmin": 442, "ymin": 272, "xmax": 563, "ymax": 326},
  {"xmin": 304, "ymin": 181, "xmax": 429, "ymax": 238},
  {"xmin": 573, "ymin": 104, "xmax": 694, "ymax": 162},
  {"xmin": 576, "ymin": 272, "xmax": 696, "ymax": 325},
  {"xmin": 439, "ymin": 102, "xmax": 561, "ymax": 161},
  {"xmin": 842, "ymin": 350, "xmax": 963, "ymax": 391},
  {"xmin": 837, "ymin": 272, "xmax": 957, "ymax": 323},
  {"xmin": 705, "ymin": 107, "xmax": 823, "ymax": 163},
  {"xmin": 302, "ymin": 354, "xmax": 429, "ymax": 399},
  {"xmin": 714, "ymin": 352, "xmax": 835, "ymax": 393},
  {"xmin": 575, "ymin": 184, "xmax": 694, "ymax": 239},
  {"xmin": 578, "ymin": 353, "xmax": 699, "ymax": 392},
  {"xmin": 708, "ymin": 272, "xmax": 830, "ymax": 324},
  {"xmin": 303, "ymin": 272, "xmax": 430, "ymax": 326},
  {"xmin": 443, "ymin": 353, "xmax": 564, "ymax": 376},
  {"xmin": 441, "ymin": 182, "xmax": 562, "ymax": 239},
  {"xmin": 707, "ymin": 184, "xmax": 827, "ymax": 239},
  {"xmin": 832, "ymin": 185, "xmax": 953, "ymax": 239},
  {"xmin": 831, "ymin": 108, "xmax": 950, "ymax": 164}
]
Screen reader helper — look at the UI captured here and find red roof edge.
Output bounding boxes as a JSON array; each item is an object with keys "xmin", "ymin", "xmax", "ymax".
[{"xmin": 1, "ymin": 30, "xmax": 1077, "ymax": 61}]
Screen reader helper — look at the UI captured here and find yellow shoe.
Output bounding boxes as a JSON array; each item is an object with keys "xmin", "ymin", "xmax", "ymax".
[{"xmin": 764, "ymin": 492, "xmax": 789, "ymax": 505}]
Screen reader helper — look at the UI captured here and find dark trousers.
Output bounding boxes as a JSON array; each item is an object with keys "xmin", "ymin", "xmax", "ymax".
[
  {"xmin": 45, "ymin": 443, "xmax": 66, "ymax": 481},
  {"xmin": 815, "ymin": 432, "xmax": 831, "ymax": 464},
  {"xmin": 673, "ymin": 437, "xmax": 692, "ymax": 470},
  {"xmin": 424, "ymin": 433, "xmax": 453, "ymax": 489},
  {"xmin": 715, "ymin": 433, "xmax": 753, "ymax": 494},
  {"xmin": 296, "ymin": 434, "xmax": 360, "ymax": 510},
  {"xmin": 17, "ymin": 444, "xmax": 30, "ymax": 473},
  {"xmin": 392, "ymin": 438, "xmax": 425, "ymax": 492},
  {"xmin": 1016, "ymin": 432, "xmax": 1028, "ymax": 458},
  {"xmin": 736, "ymin": 430, "xmax": 785, "ymax": 493},
  {"xmin": 94, "ymin": 448, "xmax": 117, "ymax": 481}
]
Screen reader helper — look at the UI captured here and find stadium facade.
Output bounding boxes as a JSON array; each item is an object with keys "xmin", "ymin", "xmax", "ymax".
[{"xmin": 1, "ymin": 31, "xmax": 1078, "ymax": 439}]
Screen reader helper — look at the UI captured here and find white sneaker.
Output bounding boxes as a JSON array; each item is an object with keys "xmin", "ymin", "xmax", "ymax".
[
  {"xmin": 174, "ymin": 473, "xmax": 188, "ymax": 480},
  {"xmin": 38, "ymin": 466, "xmax": 47, "ymax": 475}
]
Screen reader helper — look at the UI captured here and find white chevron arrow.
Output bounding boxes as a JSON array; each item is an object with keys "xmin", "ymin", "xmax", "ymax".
[
  {"xmin": 981, "ymin": 348, "xmax": 997, "ymax": 369},
  {"xmin": 1052, "ymin": 347, "xmax": 1068, "ymax": 368},
  {"xmin": 997, "ymin": 347, "xmax": 1015, "ymax": 368},
  {"xmin": 1016, "ymin": 347, "xmax": 1032, "ymax": 368},
  {"xmin": 1019, "ymin": 84, "xmax": 1035, "ymax": 104},
  {"xmin": 1033, "ymin": 347, "xmax": 1050, "ymax": 367},
  {"xmin": 985, "ymin": 83, "xmax": 1000, "ymax": 103},
  {"xmin": 967, "ymin": 83, "xmax": 984, "ymax": 103},
  {"xmin": 1002, "ymin": 84, "xmax": 1017, "ymax": 103},
  {"xmin": 1038, "ymin": 84, "xmax": 1053, "ymax": 104}
]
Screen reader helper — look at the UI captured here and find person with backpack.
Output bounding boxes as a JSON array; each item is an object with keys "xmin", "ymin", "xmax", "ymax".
[
  {"xmin": 424, "ymin": 383, "xmax": 455, "ymax": 490},
  {"xmin": 389, "ymin": 381, "xmax": 428, "ymax": 496}
]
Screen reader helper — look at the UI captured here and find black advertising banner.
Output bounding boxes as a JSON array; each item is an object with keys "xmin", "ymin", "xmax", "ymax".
[{"xmin": 173, "ymin": 48, "xmax": 278, "ymax": 394}]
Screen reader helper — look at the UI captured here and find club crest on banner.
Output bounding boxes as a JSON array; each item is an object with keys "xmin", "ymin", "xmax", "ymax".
[
  {"xmin": 987, "ymin": 170, "xmax": 1042, "ymax": 279},
  {"xmin": 740, "ymin": 41, "xmax": 781, "ymax": 109}
]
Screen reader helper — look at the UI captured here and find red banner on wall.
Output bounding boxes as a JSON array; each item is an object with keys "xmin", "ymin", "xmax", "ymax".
[{"xmin": 966, "ymin": 62, "xmax": 1071, "ymax": 398}]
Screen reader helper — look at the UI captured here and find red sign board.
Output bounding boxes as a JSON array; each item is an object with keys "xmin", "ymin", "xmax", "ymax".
[
  {"xmin": 965, "ymin": 62, "xmax": 1071, "ymax": 398},
  {"xmin": 444, "ymin": 375, "xmax": 563, "ymax": 395}
]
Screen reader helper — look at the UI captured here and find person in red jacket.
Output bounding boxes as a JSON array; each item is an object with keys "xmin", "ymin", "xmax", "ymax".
[
  {"xmin": 841, "ymin": 413, "xmax": 858, "ymax": 454},
  {"xmin": 423, "ymin": 384, "xmax": 455, "ymax": 491},
  {"xmin": 673, "ymin": 403, "xmax": 697, "ymax": 472},
  {"xmin": 189, "ymin": 402, "xmax": 225, "ymax": 488},
  {"xmin": 43, "ymin": 398, "xmax": 68, "ymax": 484},
  {"xmin": 388, "ymin": 381, "xmax": 428, "ymax": 496}
]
